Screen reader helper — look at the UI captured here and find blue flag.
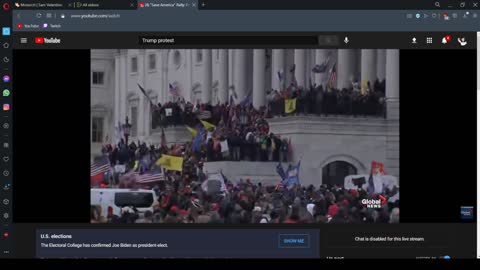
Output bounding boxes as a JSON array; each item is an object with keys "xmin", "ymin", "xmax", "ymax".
[
  {"xmin": 284, "ymin": 160, "xmax": 301, "ymax": 189},
  {"xmin": 276, "ymin": 162, "xmax": 287, "ymax": 181},
  {"xmin": 277, "ymin": 71, "xmax": 284, "ymax": 81},
  {"xmin": 240, "ymin": 92, "xmax": 252, "ymax": 107},
  {"xmin": 192, "ymin": 126, "xmax": 204, "ymax": 152}
]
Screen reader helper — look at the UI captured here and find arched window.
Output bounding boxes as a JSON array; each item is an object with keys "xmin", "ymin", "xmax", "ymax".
[
  {"xmin": 128, "ymin": 96, "xmax": 139, "ymax": 137},
  {"xmin": 196, "ymin": 50, "xmax": 203, "ymax": 64},
  {"xmin": 173, "ymin": 50, "xmax": 182, "ymax": 69},
  {"xmin": 322, "ymin": 161, "xmax": 357, "ymax": 187},
  {"xmin": 191, "ymin": 83, "xmax": 202, "ymax": 103}
]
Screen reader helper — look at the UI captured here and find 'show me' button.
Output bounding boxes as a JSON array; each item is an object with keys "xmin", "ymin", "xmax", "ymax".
[{"xmin": 278, "ymin": 234, "xmax": 310, "ymax": 249}]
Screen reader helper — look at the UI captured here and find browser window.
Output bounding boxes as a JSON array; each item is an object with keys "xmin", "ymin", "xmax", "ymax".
[{"xmin": 0, "ymin": 0, "xmax": 478, "ymax": 261}]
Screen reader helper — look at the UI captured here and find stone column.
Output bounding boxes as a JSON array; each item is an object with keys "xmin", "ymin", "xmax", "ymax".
[
  {"xmin": 314, "ymin": 49, "xmax": 329, "ymax": 87},
  {"xmin": 361, "ymin": 49, "xmax": 377, "ymax": 92},
  {"xmin": 233, "ymin": 49, "xmax": 247, "ymax": 102},
  {"xmin": 376, "ymin": 49, "xmax": 386, "ymax": 82},
  {"xmin": 337, "ymin": 49, "xmax": 356, "ymax": 90},
  {"xmin": 217, "ymin": 49, "xmax": 228, "ymax": 104},
  {"xmin": 186, "ymin": 49, "xmax": 193, "ymax": 103},
  {"xmin": 385, "ymin": 49, "xmax": 400, "ymax": 178},
  {"xmin": 271, "ymin": 49, "xmax": 285, "ymax": 91},
  {"xmin": 294, "ymin": 49, "xmax": 306, "ymax": 88},
  {"xmin": 143, "ymin": 51, "xmax": 150, "ymax": 137},
  {"xmin": 137, "ymin": 51, "xmax": 145, "ymax": 137},
  {"xmin": 228, "ymin": 49, "xmax": 233, "ymax": 94},
  {"xmin": 114, "ymin": 54, "xmax": 120, "ymax": 126},
  {"xmin": 161, "ymin": 50, "xmax": 169, "ymax": 103},
  {"xmin": 119, "ymin": 51, "xmax": 127, "ymax": 122},
  {"xmin": 386, "ymin": 49, "xmax": 399, "ymax": 119},
  {"xmin": 201, "ymin": 49, "xmax": 212, "ymax": 103},
  {"xmin": 252, "ymin": 49, "xmax": 266, "ymax": 109}
]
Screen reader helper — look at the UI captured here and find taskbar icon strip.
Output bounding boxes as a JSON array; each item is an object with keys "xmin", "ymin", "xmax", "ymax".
[{"xmin": 0, "ymin": 0, "xmax": 12, "ymax": 258}]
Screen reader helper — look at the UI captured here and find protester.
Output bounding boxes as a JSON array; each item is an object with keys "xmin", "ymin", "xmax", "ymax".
[
  {"xmin": 95, "ymin": 177, "xmax": 399, "ymax": 224},
  {"xmin": 92, "ymin": 77, "xmax": 396, "ymax": 224},
  {"xmin": 268, "ymin": 79, "xmax": 386, "ymax": 117}
]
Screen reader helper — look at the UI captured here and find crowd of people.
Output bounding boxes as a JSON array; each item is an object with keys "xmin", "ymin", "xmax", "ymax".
[
  {"xmin": 147, "ymin": 99, "xmax": 292, "ymax": 163},
  {"xmin": 149, "ymin": 79, "xmax": 386, "ymax": 131},
  {"xmin": 91, "ymin": 173, "xmax": 400, "ymax": 224},
  {"xmin": 91, "ymin": 78, "xmax": 398, "ymax": 224},
  {"xmin": 93, "ymin": 134, "xmax": 399, "ymax": 224},
  {"xmin": 268, "ymin": 79, "xmax": 386, "ymax": 117}
]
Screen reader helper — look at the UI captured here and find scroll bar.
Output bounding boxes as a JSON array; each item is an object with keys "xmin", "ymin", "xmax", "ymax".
[{"xmin": 477, "ymin": 31, "xmax": 480, "ymax": 259}]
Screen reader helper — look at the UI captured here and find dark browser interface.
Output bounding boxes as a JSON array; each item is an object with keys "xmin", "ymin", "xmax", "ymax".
[{"xmin": 0, "ymin": 0, "xmax": 478, "ymax": 261}]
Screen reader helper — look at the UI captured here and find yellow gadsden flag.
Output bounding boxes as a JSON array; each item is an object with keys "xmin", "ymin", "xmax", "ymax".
[
  {"xmin": 285, "ymin": 98, "xmax": 297, "ymax": 114},
  {"xmin": 156, "ymin": 154, "xmax": 184, "ymax": 172},
  {"xmin": 186, "ymin": 126, "xmax": 198, "ymax": 138},
  {"xmin": 361, "ymin": 80, "xmax": 368, "ymax": 95},
  {"xmin": 200, "ymin": 120, "xmax": 216, "ymax": 130}
]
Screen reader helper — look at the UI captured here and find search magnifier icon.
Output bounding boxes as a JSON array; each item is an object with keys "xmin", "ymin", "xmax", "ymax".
[{"xmin": 435, "ymin": 2, "xmax": 441, "ymax": 7}]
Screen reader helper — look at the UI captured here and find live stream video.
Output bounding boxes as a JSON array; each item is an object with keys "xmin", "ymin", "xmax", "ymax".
[{"xmin": 90, "ymin": 49, "xmax": 400, "ymax": 224}]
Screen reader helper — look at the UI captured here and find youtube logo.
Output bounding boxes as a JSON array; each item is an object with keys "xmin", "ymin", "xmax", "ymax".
[
  {"xmin": 34, "ymin": 37, "xmax": 60, "ymax": 44},
  {"xmin": 17, "ymin": 24, "xmax": 23, "ymax": 29}
]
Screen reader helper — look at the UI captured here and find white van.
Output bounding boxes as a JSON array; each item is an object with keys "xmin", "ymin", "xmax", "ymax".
[{"xmin": 91, "ymin": 188, "xmax": 157, "ymax": 218}]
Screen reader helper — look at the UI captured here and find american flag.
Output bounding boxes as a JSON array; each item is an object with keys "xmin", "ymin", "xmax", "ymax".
[
  {"xmin": 327, "ymin": 62, "xmax": 337, "ymax": 88},
  {"xmin": 90, "ymin": 157, "xmax": 111, "ymax": 177},
  {"xmin": 169, "ymin": 83, "xmax": 181, "ymax": 97},
  {"xmin": 135, "ymin": 172, "xmax": 165, "ymax": 183}
]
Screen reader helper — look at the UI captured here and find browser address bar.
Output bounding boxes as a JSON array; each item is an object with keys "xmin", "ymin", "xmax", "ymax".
[{"xmin": 70, "ymin": 13, "xmax": 121, "ymax": 19}]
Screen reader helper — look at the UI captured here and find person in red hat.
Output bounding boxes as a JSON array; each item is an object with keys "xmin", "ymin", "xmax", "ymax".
[
  {"xmin": 328, "ymin": 203, "xmax": 339, "ymax": 217},
  {"xmin": 350, "ymin": 189, "xmax": 359, "ymax": 198},
  {"xmin": 210, "ymin": 203, "xmax": 220, "ymax": 212},
  {"xmin": 170, "ymin": 205, "xmax": 179, "ymax": 214}
]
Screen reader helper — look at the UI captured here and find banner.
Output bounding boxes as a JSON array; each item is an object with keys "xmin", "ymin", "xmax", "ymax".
[
  {"xmin": 201, "ymin": 172, "xmax": 227, "ymax": 195},
  {"xmin": 344, "ymin": 174, "xmax": 398, "ymax": 192},
  {"xmin": 115, "ymin": 164, "xmax": 126, "ymax": 173},
  {"xmin": 285, "ymin": 98, "xmax": 296, "ymax": 113},
  {"xmin": 156, "ymin": 154, "xmax": 184, "ymax": 172},
  {"xmin": 220, "ymin": 140, "xmax": 229, "ymax": 153},
  {"xmin": 197, "ymin": 110, "xmax": 212, "ymax": 119}
]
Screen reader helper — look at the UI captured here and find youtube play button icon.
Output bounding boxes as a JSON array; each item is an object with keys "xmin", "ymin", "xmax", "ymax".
[{"xmin": 35, "ymin": 37, "xmax": 44, "ymax": 44}]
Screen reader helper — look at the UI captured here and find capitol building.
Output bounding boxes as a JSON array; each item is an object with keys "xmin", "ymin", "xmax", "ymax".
[{"xmin": 91, "ymin": 49, "xmax": 399, "ymax": 186}]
